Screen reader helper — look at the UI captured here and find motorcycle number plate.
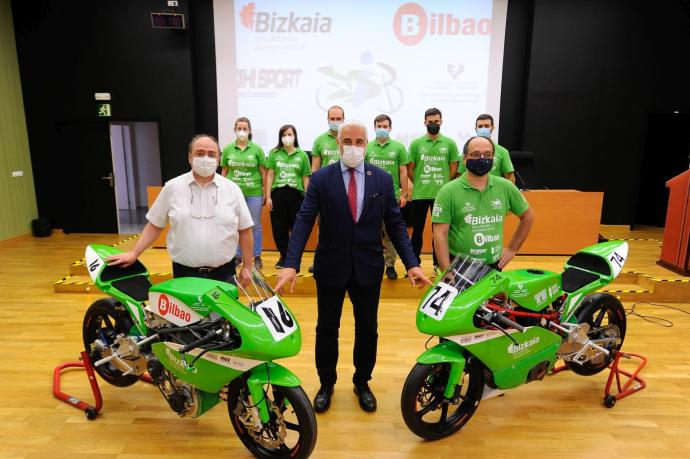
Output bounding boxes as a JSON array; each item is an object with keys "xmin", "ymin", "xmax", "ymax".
[
  {"xmin": 256, "ymin": 296, "xmax": 298, "ymax": 341},
  {"xmin": 419, "ymin": 282, "xmax": 458, "ymax": 321}
]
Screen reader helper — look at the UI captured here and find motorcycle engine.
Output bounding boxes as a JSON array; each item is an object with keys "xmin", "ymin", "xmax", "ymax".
[{"xmin": 93, "ymin": 334, "xmax": 148, "ymax": 376}]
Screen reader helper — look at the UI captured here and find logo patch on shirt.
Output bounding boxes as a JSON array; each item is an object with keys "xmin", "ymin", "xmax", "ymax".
[
  {"xmin": 490, "ymin": 198, "xmax": 503, "ymax": 209},
  {"xmin": 432, "ymin": 204, "xmax": 443, "ymax": 217},
  {"xmin": 462, "ymin": 202, "xmax": 476, "ymax": 212}
]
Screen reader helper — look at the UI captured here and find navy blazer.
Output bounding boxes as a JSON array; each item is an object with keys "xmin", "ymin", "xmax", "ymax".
[{"xmin": 284, "ymin": 161, "xmax": 418, "ymax": 286}]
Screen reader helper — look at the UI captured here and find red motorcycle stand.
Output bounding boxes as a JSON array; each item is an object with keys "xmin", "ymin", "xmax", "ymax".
[
  {"xmin": 53, "ymin": 351, "xmax": 154, "ymax": 420},
  {"xmin": 52, "ymin": 351, "xmax": 102, "ymax": 420},
  {"xmin": 551, "ymin": 351, "xmax": 648, "ymax": 408}
]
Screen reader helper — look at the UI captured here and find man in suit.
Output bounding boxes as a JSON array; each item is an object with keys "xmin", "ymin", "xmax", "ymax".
[{"xmin": 275, "ymin": 119, "xmax": 431, "ymax": 413}]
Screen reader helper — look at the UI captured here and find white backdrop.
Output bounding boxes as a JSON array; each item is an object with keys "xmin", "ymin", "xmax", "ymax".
[{"xmin": 214, "ymin": 0, "xmax": 507, "ymax": 152}]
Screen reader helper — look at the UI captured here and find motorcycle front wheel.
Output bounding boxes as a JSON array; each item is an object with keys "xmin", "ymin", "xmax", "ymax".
[
  {"xmin": 228, "ymin": 380, "xmax": 317, "ymax": 458},
  {"xmin": 565, "ymin": 293, "xmax": 627, "ymax": 376},
  {"xmin": 82, "ymin": 298, "xmax": 140, "ymax": 387},
  {"xmin": 401, "ymin": 358, "xmax": 484, "ymax": 440}
]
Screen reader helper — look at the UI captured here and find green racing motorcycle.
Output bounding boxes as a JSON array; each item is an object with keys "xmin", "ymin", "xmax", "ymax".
[
  {"xmin": 401, "ymin": 241, "xmax": 629, "ymax": 440},
  {"xmin": 82, "ymin": 244, "xmax": 317, "ymax": 458}
]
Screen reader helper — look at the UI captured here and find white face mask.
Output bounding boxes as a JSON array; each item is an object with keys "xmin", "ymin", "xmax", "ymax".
[
  {"xmin": 236, "ymin": 129, "xmax": 249, "ymax": 140},
  {"xmin": 282, "ymin": 135, "xmax": 294, "ymax": 147},
  {"xmin": 341, "ymin": 145, "xmax": 365, "ymax": 168},
  {"xmin": 192, "ymin": 156, "xmax": 218, "ymax": 177}
]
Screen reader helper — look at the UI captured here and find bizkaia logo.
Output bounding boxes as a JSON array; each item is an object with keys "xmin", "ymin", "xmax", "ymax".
[
  {"xmin": 239, "ymin": 2, "xmax": 332, "ymax": 33},
  {"xmin": 393, "ymin": 2, "xmax": 491, "ymax": 46},
  {"xmin": 149, "ymin": 292, "xmax": 202, "ymax": 326}
]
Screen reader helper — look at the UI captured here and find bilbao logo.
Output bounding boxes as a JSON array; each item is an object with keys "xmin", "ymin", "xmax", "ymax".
[
  {"xmin": 239, "ymin": 2, "xmax": 332, "ymax": 33},
  {"xmin": 393, "ymin": 2, "xmax": 491, "ymax": 46},
  {"xmin": 158, "ymin": 293, "xmax": 170, "ymax": 315}
]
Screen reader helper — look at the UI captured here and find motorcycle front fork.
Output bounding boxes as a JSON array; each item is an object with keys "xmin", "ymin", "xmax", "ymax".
[{"xmin": 443, "ymin": 361, "xmax": 466, "ymax": 399}]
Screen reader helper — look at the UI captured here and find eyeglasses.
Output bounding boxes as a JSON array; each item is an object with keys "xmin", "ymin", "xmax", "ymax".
[{"xmin": 466, "ymin": 153, "xmax": 494, "ymax": 160}]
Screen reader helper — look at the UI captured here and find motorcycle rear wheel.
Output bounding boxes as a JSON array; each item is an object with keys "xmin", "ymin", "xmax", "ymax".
[
  {"xmin": 565, "ymin": 293, "xmax": 627, "ymax": 376},
  {"xmin": 82, "ymin": 298, "xmax": 140, "ymax": 387},
  {"xmin": 228, "ymin": 380, "xmax": 317, "ymax": 458},
  {"xmin": 401, "ymin": 358, "xmax": 484, "ymax": 440}
]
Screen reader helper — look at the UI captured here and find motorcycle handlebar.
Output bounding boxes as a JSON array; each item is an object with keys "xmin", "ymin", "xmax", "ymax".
[
  {"xmin": 493, "ymin": 313, "xmax": 527, "ymax": 333},
  {"xmin": 179, "ymin": 329, "xmax": 220, "ymax": 354},
  {"xmin": 479, "ymin": 306, "xmax": 527, "ymax": 333}
]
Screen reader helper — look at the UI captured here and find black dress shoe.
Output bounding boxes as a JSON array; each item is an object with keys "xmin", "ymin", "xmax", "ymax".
[
  {"xmin": 275, "ymin": 257, "xmax": 285, "ymax": 269},
  {"xmin": 353, "ymin": 384, "xmax": 377, "ymax": 412},
  {"xmin": 385, "ymin": 266, "xmax": 398, "ymax": 280},
  {"xmin": 313, "ymin": 385, "xmax": 334, "ymax": 412}
]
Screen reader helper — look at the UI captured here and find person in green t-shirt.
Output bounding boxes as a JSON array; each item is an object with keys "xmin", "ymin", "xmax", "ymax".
[
  {"xmin": 366, "ymin": 114, "xmax": 410, "ymax": 280},
  {"xmin": 265, "ymin": 124, "xmax": 312, "ymax": 268},
  {"xmin": 407, "ymin": 107, "xmax": 460, "ymax": 268},
  {"xmin": 221, "ymin": 117, "xmax": 267, "ymax": 269},
  {"xmin": 311, "ymin": 105, "xmax": 344, "ymax": 171},
  {"xmin": 458, "ymin": 113, "xmax": 516, "ymax": 183},
  {"xmin": 432, "ymin": 136, "xmax": 535, "ymax": 272},
  {"xmin": 307, "ymin": 105, "xmax": 345, "ymax": 272}
]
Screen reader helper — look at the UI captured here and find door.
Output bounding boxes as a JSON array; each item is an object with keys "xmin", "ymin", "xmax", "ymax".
[{"xmin": 56, "ymin": 121, "xmax": 118, "ymax": 233}]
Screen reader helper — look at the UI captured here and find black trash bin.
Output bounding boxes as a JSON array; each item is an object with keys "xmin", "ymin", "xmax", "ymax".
[{"xmin": 31, "ymin": 217, "xmax": 52, "ymax": 237}]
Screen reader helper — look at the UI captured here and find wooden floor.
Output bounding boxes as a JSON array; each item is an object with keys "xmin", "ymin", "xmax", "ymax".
[{"xmin": 1, "ymin": 228, "xmax": 690, "ymax": 458}]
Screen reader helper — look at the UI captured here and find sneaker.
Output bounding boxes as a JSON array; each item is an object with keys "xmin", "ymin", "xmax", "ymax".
[
  {"xmin": 253, "ymin": 256, "xmax": 263, "ymax": 270},
  {"xmin": 385, "ymin": 266, "xmax": 398, "ymax": 280},
  {"xmin": 308, "ymin": 265, "xmax": 314, "ymax": 273},
  {"xmin": 275, "ymin": 257, "xmax": 285, "ymax": 269}
]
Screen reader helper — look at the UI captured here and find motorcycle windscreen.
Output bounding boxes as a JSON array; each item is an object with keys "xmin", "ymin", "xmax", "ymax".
[{"xmin": 442, "ymin": 256, "xmax": 494, "ymax": 294}]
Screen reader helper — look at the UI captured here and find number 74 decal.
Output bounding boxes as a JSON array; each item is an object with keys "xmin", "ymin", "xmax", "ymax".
[
  {"xmin": 419, "ymin": 282, "xmax": 458, "ymax": 321},
  {"xmin": 256, "ymin": 296, "xmax": 298, "ymax": 341}
]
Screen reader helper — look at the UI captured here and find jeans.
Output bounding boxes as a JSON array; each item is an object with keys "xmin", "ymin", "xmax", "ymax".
[{"xmin": 237, "ymin": 195, "xmax": 263, "ymax": 258}]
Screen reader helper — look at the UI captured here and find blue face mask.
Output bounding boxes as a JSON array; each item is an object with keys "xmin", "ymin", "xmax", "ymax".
[
  {"xmin": 329, "ymin": 122, "xmax": 341, "ymax": 132},
  {"xmin": 476, "ymin": 127, "xmax": 492, "ymax": 138},
  {"xmin": 375, "ymin": 128, "xmax": 390, "ymax": 140},
  {"xmin": 466, "ymin": 158, "xmax": 493, "ymax": 176}
]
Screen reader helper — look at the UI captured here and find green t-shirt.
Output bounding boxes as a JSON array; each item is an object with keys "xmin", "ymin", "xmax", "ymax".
[
  {"xmin": 220, "ymin": 141, "xmax": 266, "ymax": 197},
  {"xmin": 267, "ymin": 147, "xmax": 312, "ymax": 193},
  {"xmin": 458, "ymin": 141, "xmax": 514, "ymax": 177},
  {"xmin": 408, "ymin": 134, "xmax": 460, "ymax": 200},
  {"xmin": 311, "ymin": 131, "xmax": 340, "ymax": 167},
  {"xmin": 365, "ymin": 139, "xmax": 409, "ymax": 199},
  {"xmin": 431, "ymin": 173, "xmax": 529, "ymax": 263}
]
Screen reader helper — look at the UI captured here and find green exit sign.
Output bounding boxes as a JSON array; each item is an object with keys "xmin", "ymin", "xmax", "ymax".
[{"xmin": 97, "ymin": 103, "xmax": 112, "ymax": 117}]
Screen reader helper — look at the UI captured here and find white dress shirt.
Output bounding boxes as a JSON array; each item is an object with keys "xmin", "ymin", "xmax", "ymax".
[{"xmin": 147, "ymin": 171, "xmax": 254, "ymax": 267}]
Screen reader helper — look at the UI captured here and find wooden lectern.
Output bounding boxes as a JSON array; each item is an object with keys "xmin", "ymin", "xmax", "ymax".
[{"xmin": 658, "ymin": 169, "xmax": 690, "ymax": 275}]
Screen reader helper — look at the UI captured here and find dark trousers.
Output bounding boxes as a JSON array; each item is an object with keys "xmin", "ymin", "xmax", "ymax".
[
  {"xmin": 172, "ymin": 260, "xmax": 236, "ymax": 284},
  {"xmin": 270, "ymin": 187, "xmax": 304, "ymax": 259},
  {"xmin": 315, "ymin": 273, "xmax": 382, "ymax": 386},
  {"xmin": 411, "ymin": 199, "xmax": 438, "ymax": 266}
]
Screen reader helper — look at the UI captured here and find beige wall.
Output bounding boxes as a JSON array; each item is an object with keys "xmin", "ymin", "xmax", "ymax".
[{"xmin": 0, "ymin": 0, "xmax": 38, "ymax": 241}]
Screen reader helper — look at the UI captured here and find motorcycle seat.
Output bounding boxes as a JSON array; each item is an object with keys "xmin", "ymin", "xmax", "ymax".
[{"xmin": 560, "ymin": 267, "xmax": 600, "ymax": 293}]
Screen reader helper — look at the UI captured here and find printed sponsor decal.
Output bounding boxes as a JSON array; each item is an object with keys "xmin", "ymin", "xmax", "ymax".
[
  {"xmin": 533, "ymin": 289, "xmax": 547, "ymax": 305},
  {"xmin": 464, "ymin": 214, "xmax": 504, "ymax": 226},
  {"xmin": 548, "ymin": 283, "xmax": 560, "ymax": 297},
  {"xmin": 393, "ymin": 2, "xmax": 491, "ymax": 46},
  {"xmin": 508, "ymin": 336, "xmax": 540, "ymax": 354},
  {"xmin": 239, "ymin": 2, "xmax": 332, "ymax": 33},
  {"xmin": 462, "ymin": 202, "xmax": 476, "ymax": 212},
  {"xmin": 473, "ymin": 232, "xmax": 499, "ymax": 247},
  {"xmin": 147, "ymin": 292, "xmax": 203, "ymax": 327},
  {"xmin": 164, "ymin": 342, "xmax": 262, "ymax": 372},
  {"xmin": 447, "ymin": 329, "xmax": 518, "ymax": 346},
  {"xmin": 432, "ymin": 204, "xmax": 443, "ymax": 218},
  {"xmin": 490, "ymin": 198, "xmax": 503, "ymax": 209}
]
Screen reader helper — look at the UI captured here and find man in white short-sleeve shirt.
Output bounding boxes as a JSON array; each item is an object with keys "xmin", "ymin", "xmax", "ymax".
[{"xmin": 107, "ymin": 134, "xmax": 255, "ymax": 285}]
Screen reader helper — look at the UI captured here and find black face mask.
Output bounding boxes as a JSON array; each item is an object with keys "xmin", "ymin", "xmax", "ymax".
[
  {"xmin": 466, "ymin": 158, "xmax": 493, "ymax": 176},
  {"xmin": 426, "ymin": 123, "xmax": 440, "ymax": 135}
]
